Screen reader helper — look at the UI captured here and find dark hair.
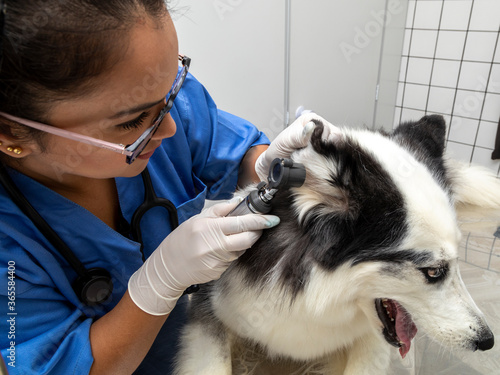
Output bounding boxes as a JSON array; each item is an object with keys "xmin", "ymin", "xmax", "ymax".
[{"xmin": 0, "ymin": 0, "xmax": 168, "ymax": 126}]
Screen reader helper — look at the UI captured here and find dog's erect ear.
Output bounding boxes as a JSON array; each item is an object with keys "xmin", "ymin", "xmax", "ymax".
[
  {"xmin": 291, "ymin": 121, "xmax": 354, "ymax": 221},
  {"xmin": 392, "ymin": 115, "xmax": 446, "ymax": 159},
  {"xmin": 293, "ymin": 121, "xmax": 401, "ymax": 223}
]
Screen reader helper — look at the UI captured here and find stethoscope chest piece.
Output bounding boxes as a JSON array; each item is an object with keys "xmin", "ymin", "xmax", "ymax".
[{"xmin": 73, "ymin": 268, "xmax": 114, "ymax": 306}]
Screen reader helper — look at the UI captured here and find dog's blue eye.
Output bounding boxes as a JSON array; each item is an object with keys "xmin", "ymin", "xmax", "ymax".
[{"xmin": 420, "ymin": 266, "xmax": 447, "ymax": 283}]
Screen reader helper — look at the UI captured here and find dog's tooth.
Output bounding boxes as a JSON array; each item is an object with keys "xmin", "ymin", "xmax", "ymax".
[
  {"xmin": 383, "ymin": 304, "xmax": 388, "ymax": 308},
  {"xmin": 391, "ymin": 318, "xmax": 394, "ymax": 321}
]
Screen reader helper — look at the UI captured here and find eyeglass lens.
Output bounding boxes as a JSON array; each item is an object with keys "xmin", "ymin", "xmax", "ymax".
[{"xmin": 126, "ymin": 61, "xmax": 189, "ymax": 164}]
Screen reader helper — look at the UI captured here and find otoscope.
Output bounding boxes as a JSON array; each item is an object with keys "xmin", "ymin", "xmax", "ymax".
[{"xmin": 228, "ymin": 158, "xmax": 306, "ymax": 216}]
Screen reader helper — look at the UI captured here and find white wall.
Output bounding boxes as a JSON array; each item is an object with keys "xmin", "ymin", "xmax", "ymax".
[
  {"xmin": 172, "ymin": 0, "xmax": 408, "ymax": 139},
  {"xmin": 172, "ymin": 0, "xmax": 286, "ymax": 140},
  {"xmin": 289, "ymin": 0, "xmax": 407, "ymax": 130}
]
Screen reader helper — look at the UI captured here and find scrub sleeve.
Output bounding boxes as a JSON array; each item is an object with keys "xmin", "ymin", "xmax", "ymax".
[{"xmin": 0, "ymin": 72, "xmax": 269, "ymax": 374}]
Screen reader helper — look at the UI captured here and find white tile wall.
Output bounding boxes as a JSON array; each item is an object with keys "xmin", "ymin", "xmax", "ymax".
[
  {"xmin": 395, "ymin": 0, "xmax": 500, "ymax": 174},
  {"xmin": 472, "ymin": 146, "xmax": 500, "ymax": 170},
  {"xmin": 413, "ymin": 1, "xmax": 442, "ymax": 29},
  {"xmin": 410, "ymin": 30, "xmax": 439, "ymax": 57},
  {"xmin": 406, "ymin": 57, "xmax": 433, "ymax": 84},
  {"xmin": 427, "ymin": 86, "xmax": 456, "ymax": 114},
  {"xmin": 446, "ymin": 141, "xmax": 473, "ymax": 163},
  {"xmin": 469, "ymin": 0, "xmax": 500, "ymax": 32},
  {"xmin": 453, "ymin": 89, "xmax": 485, "ymax": 120},
  {"xmin": 476, "ymin": 120, "xmax": 499, "ymax": 148},
  {"xmin": 403, "ymin": 83, "xmax": 429, "ymax": 109},
  {"xmin": 490, "ymin": 64, "xmax": 500, "ymax": 93},
  {"xmin": 448, "ymin": 117, "xmax": 479, "ymax": 144},
  {"xmin": 483, "ymin": 93, "xmax": 500, "ymax": 122},
  {"xmin": 464, "ymin": 32, "xmax": 497, "ymax": 62},
  {"xmin": 440, "ymin": 0, "xmax": 472, "ymax": 30},
  {"xmin": 406, "ymin": 0, "xmax": 416, "ymax": 29},
  {"xmin": 431, "ymin": 59, "xmax": 460, "ymax": 87},
  {"xmin": 435, "ymin": 31, "xmax": 467, "ymax": 60},
  {"xmin": 458, "ymin": 62, "xmax": 490, "ymax": 90}
]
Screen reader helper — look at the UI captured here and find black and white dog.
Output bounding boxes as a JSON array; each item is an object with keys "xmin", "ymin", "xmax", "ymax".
[{"xmin": 174, "ymin": 115, "xmax": 497, "ymax": 374}]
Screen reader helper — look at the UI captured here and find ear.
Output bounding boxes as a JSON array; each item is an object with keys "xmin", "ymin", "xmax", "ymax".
[
  {"xmin": 0, "ymin": 136, "xmax": 34, "ymax": 159},
  {"xmin": 0, "ymin": 121, "xmax": 36, "ymax": 159},
  {"xmin": 447, "ymin": 158, "xmax": 500, "ymax": 232},
  {"xmin": 292, "ymin": 122, "xmax": 389, "ymax": 224},
  {"xmin": 291, "ymin": 122, "xmax": 351, "ymax": 222},
  {"xmin": 392, "ymin": 115, "xmax": 447, "ymax": 158}
]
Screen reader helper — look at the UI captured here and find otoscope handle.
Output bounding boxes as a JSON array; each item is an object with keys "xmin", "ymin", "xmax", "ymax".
[{"xmin": 227, "ymin": 190, "xmax": 272, "ymax": 217}]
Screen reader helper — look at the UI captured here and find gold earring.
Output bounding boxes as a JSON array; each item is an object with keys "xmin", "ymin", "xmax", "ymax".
[
  {"xmin": 0, "ymin": 141, "xmax": 3, "ymax": 146},
  {"xmin": 7, "ymin": 146, "xmax": 23, "ymax": 155}
]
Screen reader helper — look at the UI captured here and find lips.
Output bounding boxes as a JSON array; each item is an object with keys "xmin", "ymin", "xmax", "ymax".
[
  {"xmin": 375, "ymin": 298, "xmax": 418, "ymax": 358},
  {"xmin": 137, "ymin": 145, "xmax": 160, "ymax": 160}
]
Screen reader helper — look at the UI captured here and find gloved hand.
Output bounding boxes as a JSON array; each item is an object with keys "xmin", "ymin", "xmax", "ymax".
[
  {"xmin": 255, "ymin": 113, "xmax": 341, "ymax": 181},
  {"xmin": 128, "ymin": 199, "xmax": 280, "ymax": 316}
]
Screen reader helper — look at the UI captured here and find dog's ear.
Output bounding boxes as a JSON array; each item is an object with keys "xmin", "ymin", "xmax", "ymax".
[
  {"xmin": 392, "ymin": 115, "xmax": 446, "ymax": 159},
  {"xmin": 291, "ymin": 121, "xmax": 354, "ymax": 221},
  {"xmin": 293, "ymin": 121, "xmax": 397, "ymax": 223}
]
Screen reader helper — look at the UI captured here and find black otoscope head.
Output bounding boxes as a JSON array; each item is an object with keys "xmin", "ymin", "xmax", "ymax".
[
  {"xmin": 226, "ymin": 158, "xmax": 306, "ymax": 217},
  {"xmin": 267, "ymin": 158, "xmax": 306, "ymax": 190}
]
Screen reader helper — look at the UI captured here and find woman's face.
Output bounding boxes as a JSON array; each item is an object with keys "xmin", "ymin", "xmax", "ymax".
[{"xmin": 13, "ymin": 13, "xmax": 179, "ymax": 184}]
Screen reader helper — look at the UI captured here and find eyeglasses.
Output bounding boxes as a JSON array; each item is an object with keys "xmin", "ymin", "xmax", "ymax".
[{"xmin": 0, "ymin": 54, "xmax": 191, "ymax": 164}]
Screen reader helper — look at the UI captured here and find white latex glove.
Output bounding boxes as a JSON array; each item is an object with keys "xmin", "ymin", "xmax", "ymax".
[
  {"xmin": 128, "ymin": 199, "xmax": 280, "ymax": 316},
  {"xmin": 255, "ymin": 113, "xmax": 341, "ymax": 181}
]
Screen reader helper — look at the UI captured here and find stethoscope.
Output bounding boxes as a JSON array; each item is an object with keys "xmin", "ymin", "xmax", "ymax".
[{"xmin": 0, "ymin": 163, "xmax": 198, "ymax": 306}]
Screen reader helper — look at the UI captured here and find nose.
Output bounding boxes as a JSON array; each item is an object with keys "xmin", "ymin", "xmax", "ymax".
[
  {"xmin": 153, "ymin": 113, "xmax": 176, "ymax": 140},
  {"xmin": 475, "ymin": 329, "xmax": 494, "ymax": 351}
]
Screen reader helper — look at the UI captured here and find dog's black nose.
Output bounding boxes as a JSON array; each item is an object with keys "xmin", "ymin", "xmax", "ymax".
[{"xmin": 476, "ymin": 334, "xmax": 494, "ymax": 351}]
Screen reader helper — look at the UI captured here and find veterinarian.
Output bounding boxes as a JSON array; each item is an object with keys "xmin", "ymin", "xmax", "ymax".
[{"xmin": 0, "ymin": 1, "xmax": 327, "ymax": 374}]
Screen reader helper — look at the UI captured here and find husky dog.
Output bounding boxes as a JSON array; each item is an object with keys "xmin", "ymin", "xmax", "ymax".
[{"xmin": 174, "ymin": 115, "xmax": 497, "ymax": 375}]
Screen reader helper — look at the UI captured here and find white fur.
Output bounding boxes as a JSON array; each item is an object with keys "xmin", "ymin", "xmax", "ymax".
[{"xmin": 174, "ymin": 126, "xmax": 498, "ymax": 375}]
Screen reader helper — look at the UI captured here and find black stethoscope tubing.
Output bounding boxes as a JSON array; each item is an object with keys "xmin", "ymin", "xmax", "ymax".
[
  {"xmin": 130, "ymin": 167, "xmax": 178, "ymax": 262},
  {"xmin": 0, "ymin": 163, "xmax": 197, "ymax": 306}
]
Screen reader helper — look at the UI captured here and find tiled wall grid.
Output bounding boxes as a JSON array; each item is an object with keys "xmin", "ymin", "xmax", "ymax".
[{"xmin": 395, "ymin": 0, "xmax": 500, "ymax": 174}]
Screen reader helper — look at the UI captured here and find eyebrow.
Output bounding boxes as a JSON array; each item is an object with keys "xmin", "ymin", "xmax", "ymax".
[{"xmin": 109, "ymin": 98, "xmax": 165, "ymax": 119}]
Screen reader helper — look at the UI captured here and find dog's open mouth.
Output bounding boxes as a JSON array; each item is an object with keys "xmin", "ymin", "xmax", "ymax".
[{"xmin": 375, "ymin": 298, "xmax": 418, "ymax": 359}]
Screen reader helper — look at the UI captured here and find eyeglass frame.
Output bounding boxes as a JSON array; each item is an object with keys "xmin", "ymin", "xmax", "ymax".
[{"xmin": 0, "ymin": 54, "xmax": 191, "ymax": 164}]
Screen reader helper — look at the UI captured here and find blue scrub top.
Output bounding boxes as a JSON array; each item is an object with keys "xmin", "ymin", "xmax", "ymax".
[{"xmin": 0, "ymin": 73, "xmax": 269, "ymax": 374}]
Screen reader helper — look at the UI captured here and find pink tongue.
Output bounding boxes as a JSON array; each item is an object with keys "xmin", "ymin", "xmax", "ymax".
[{"xmin": 394, "ymin": 303, "xmax": 418, "ymax": 358}]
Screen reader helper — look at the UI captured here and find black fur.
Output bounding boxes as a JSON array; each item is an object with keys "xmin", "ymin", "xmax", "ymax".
[
  {"xmin": 180, "ymin": 116, "xmax": 496, "ymax": 373},
  {"xmin": 235, "ymin": 122, "xmax": 412, "ymax": 299},
  {"xmin": 391, "ymin": 115, "xmax": 451, "ymax": 192}
]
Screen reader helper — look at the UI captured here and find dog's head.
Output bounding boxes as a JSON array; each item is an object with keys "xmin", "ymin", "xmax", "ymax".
[{"xmin": 239, "ymin": 115, "xmax": 496, "ymax": 359}]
